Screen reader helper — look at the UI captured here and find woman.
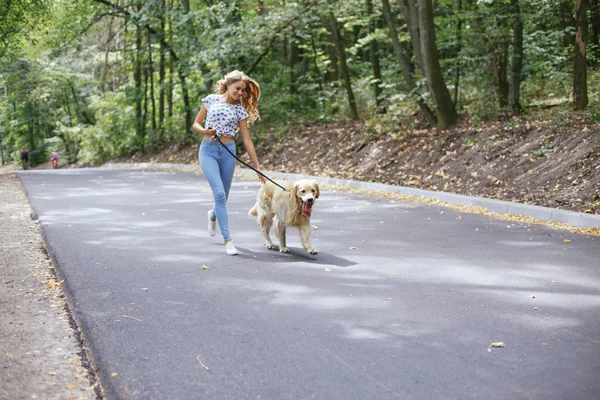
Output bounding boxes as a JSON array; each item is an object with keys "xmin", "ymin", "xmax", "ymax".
[{"xmin": 193, "ymin": 70, "xmax": 265, "ymax": 255}]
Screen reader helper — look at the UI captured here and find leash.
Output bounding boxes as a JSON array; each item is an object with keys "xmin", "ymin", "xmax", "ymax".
[{"xmin": 212, "ymin": 134, "xmax": 288, "ymax": 192}]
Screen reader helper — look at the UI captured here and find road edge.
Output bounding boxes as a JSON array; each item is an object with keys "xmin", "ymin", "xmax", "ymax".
[{"xmin": 13, "ymin": 173, "xmax": 106, "ymax": 399}]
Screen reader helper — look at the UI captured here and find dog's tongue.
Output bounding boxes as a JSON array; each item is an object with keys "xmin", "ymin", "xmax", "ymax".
[{"xmin": 302, "ymin": 202, "xmax": 312, "ymax": 217}]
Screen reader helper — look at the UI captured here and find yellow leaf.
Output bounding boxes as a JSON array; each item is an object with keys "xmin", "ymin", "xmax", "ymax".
[
  {"xmin": 140, "ymin": 288, "xmax": 149, "ymax": 291},
  {"xmin": 201, "ymin": 265, "xmax": 209, "ymax": 270},
  {"xmin": 324, "ymin": 268, "xmax": 331, "ymax": 272},
  {"xmin": 563, "ymin": 239, "xmax": 571, "ymax": 243},
  {"xmin": 111, "ymin": 372, "xmax": 118, "ymax": 377},
  {"xmin": 349, "ymin": 246, "xmax": 358, "ymax": 250},
  {"xmin": 489, "ymin": 342, "xmax": 506, "ymax": 348}
]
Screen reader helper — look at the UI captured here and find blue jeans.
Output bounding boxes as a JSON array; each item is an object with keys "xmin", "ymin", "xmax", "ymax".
[{"xmin": 199, "ymin": 140, "xmax": 237, "ymax": 241}]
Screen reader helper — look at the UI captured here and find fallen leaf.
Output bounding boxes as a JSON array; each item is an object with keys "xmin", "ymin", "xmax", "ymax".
[
  {"xmin": 489, "ymin": 342, "xmax": 506, "ymax": 348},
  {"xmin": 121, "ymin": 315, "xmax": 143, "ymax": 323},
  {"xmin": 111, "ymin": 372, "xmax": 118, "ymax": 377},
  {"xmin": 324, "ymin": 268, "xmax": 332, "ymax": 272},
  {"xmin": 65, "ymin": 383, "xmax": 78, "ymax": 389},
  {"xmin": 201, "ymin": 265, "xmax": 209, "ymax": 270},
  {"xmin": 563, "ymin": 239, "xmax": 571, "ymax": 243},
  {"xmin": 349, "ymin": 246, "xmax": 358, "ymax": 250},
  {"xmin": 311, "ymin": 225, "xmax": 319, "ymax": 230},
  {"xmin": 140, "ymin": 288, "xmax": 149, "ymax": 291},
  {"xmin": 196, "ymin": 355, "xmax": 210, "ymax": 371},
  {"xmin": 533, "ymin": 307, "xmax": 539, "ymax": 310}
]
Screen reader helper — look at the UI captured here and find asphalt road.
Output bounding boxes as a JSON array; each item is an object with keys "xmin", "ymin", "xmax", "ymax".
[{"xmin": 17, "ymin": 168, "xmax": 600, "ymax": 400}]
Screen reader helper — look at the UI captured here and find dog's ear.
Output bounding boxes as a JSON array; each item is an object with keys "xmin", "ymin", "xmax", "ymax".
[
  {"xmin": 291, "ymin": 182, "xmax": 302, "ymax": 214},
  {"xmin": 314, "ymin": 181, "xmax": 320, "ymax": 199}
]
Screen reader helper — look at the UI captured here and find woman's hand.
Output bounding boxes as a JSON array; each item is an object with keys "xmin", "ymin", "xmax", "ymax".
[
  {"xmin": 257, "ymin": 172, "xmax": 266, "ymax": 184},
  {"xmin": 255, "ymin": 163, "xmax": 266, "ymax": 184},
  {"xmin": 203, "ymin": 126, "xmax": 217, "ymax": 136}
]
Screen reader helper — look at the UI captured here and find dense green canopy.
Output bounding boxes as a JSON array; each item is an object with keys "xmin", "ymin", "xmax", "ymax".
[{"xmin": 0, "ymin": 0, "xmax": 597, "ymax": 166}]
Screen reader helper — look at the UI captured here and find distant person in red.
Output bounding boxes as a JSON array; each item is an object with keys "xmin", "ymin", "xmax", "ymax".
[
  {"xmin": 20, "ymin": 148, "xmax": 29, "ymax": 170},
  {"xmin": 51, "ymin": 150, "xmax": 59, "ymax": 169}
]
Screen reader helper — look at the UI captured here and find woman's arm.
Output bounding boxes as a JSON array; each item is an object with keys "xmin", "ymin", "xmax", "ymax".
[
  {"xmin": 239, "ymin": 119, "xmax": 266, "ymax": 184},
  {"xmin": 192, "ymin": 105, "xmax": 216, "ymax": 136}
]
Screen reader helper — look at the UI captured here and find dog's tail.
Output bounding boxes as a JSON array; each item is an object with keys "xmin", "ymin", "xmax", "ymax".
[{"xmin": 248, "ymin": 203, "xmax": 258, "ymax": 217}]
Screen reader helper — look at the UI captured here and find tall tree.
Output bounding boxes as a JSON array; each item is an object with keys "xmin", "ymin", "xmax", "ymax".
[
  {"xmin": 366, "ymin": 0, "xmax": 385, "ymax": 113},
  {"xmin": 453, "ymin": 0, "xmax": 463, "ymax": 106},
  {"xmin": 509, "ymin": 0, "xmax": 524, "ymax": 113},
  {"xmin": 289, "ymin": 31, "xmax": 299, "ymax": 95},
  {"xmin": 573, "ymin": 0, "xmax": 588, "ymax": 110},
  {"xmin": 399, "ymin": 0, "xmax": 424, "ymax": 70},
  {"xmin": 381, "ymin": 0, "xmax": 436, "ymax": 124},
  {"xmin": 134, "ymin": 20, "xmax": 145, "ymax": 147},
  {"xmin": 591, "ymin": 0, "xmax": 600, "ymax": 63},
  {"xmin": 147, "ymin": 31, "xmax": 157, "ymax": 135},
  {"xmin": 158, "ymin": 0, "xmax": 166, "ymax": 140},
  {"xmin": 494, "ymin": 3, "xmax": 510, "ymax": 108},
  {"xmin": 417, "ymin": 0, "xmax": 457, "ymax": 129},
  {"xmin": 327, "ymin": 0, "xmax": 359, "ymax": 120}
]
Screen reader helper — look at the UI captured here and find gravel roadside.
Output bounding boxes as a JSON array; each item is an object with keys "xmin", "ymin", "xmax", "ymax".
[{"xmin": 0, "ymin": 171, "xmax": 100, "ymax": 400}]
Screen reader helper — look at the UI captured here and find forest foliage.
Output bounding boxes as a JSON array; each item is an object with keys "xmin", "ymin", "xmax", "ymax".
[{"xmin": 0, "ymin": 0, "xmax": 598, "ymax": 167}]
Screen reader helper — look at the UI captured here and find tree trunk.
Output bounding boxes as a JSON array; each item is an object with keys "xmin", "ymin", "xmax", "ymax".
[
  {"xmin": 591, "ymin": 0, "xmax": 600, "ymax": 64},
  {"xmin": 417, "ymin": 0, "xmax": 457, "ymax": 129},
  {"xmin": 496, "ymin": 11, "xmax": 510, "ymax": 109},
  {"xmin": 327, "ymin": 0, "xmax": 359, "ymax": 120},
  {"xmin": 366, "ymin": 0, "xmax": 385, "ymax": 113},
  {"xmin": 63, "ymin": 90, "xmax": 73, "ymax": 126},
  {"xmin": 560, "ymin": 0, "xmax": 576, "ymax": 48},
  {"xmin": 27, "ymin": 103, "xmax": 35, "ymax": 151},
  {"xmin": 143, "ymin": 54, "xmax": 148, "ymax": 136},
  {"xmin": 158, "ymin": 0, "xmax": 166, "ymax": 141},
  {"xmin": 0, "ymin": 124, "xmax": 4, "ymax": 165},
  {"xmin": 382, "ymin": 0, "xmax": 436, "ymax": 124},
  {"xmin": 179, "ymin": 1, "xmax": 194, "ymax": 132},
  {"xmin": 453, "ymin": 0, "xmax": 462, "ymax": 106},
  {"xmin": 147, "ymin": 32, "xmax": 156, "ymax": 136},
  {"xmin": 399, "ymin": 0, "xmax": 424, "ymax": 69},
  {"xmin": 289, "ymin": 31, "xmax": 298, "ymax": 95},
  {"xmin": 309, "ymin": 32, "xmax": 324, "ymax": 92},
  {"xmin": 573, "ymin": 0, "xmax": 588, "ymax": 110},
  {"xmin": 381, "ymin": 0, "xmax": 415, "ymax": 88},
  {"xmin": 100, "ymin": 17, "xmax": 114, "ymax": 93},
  {"xmin": 134, "ymin": 23, "xmax": 144, "ymax": 147},
  {"xmin": 509, "ymin": 0, "xmax": 523, "ymax": 113},
  {"xmin": 325, "ymin": 39, "xmax": 339, "ymax": 82},
  {"xmin": 167, "ymin": 0, "xmax": 174, "ymax": 120}
]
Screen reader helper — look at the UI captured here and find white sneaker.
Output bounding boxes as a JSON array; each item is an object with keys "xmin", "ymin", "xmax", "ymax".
[
  {"xmin": 207, "ymin": 210, "xmax": 217, "ymax": 236},
  {"xmin": 225, "ymin": 241, "xmax": 238, "ymax": 255}
]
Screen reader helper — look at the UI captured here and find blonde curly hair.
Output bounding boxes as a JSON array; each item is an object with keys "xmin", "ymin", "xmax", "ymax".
[{"xmin": 216, "ymin": 70, "xmax": 261, "ymax": 125}]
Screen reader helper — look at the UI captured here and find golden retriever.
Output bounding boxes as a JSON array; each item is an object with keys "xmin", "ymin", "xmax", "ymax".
[{"xmin": 249, "ymin": 179, "xmax": 320, "ymax": 255}]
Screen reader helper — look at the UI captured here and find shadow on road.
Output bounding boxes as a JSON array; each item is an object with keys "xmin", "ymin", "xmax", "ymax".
[{"xmin": 236, "ymin": 246, "xmax": 357, "ymax": 267}]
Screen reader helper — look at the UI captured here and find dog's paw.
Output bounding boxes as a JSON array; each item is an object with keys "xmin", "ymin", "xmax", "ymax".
[
  {"xmin": 308, "ymin": 248, "xmax": 319, "ymax": 255},
  {"xmin": 265, "ymin": 243, "xmax": 276, "ymax": 250},
  {"xmin": 279, "ymin": 247, "xmax": 289, "ymax": 253}
]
